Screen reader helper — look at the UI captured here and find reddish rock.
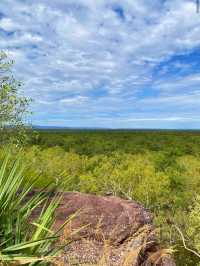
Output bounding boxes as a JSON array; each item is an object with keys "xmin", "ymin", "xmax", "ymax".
[
  {"xmin": 55, "ymin": 192, "xmax": 153, "ymax": 244},
  {"xmin": 52, "ymin": 192, "xmax": 176, "ymax": 266},
  {"xmin": 29, "ymin": 191, "xmax": 175, "ymax": 265}
]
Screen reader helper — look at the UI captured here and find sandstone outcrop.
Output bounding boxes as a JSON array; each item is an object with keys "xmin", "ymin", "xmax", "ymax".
[{"xmin": 52, "ymin": 192, "xmax": 176, "ymax": 266}]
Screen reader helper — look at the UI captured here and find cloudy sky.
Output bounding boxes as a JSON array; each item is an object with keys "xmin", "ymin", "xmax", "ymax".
[{"xmin": 0, "ymin": 0, "xmax": 200, "ymax": 128}]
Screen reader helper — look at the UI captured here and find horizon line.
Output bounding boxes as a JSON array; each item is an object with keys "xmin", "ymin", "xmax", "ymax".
[{"xmin": 32, "ymin": 125, "xmax": 200, "ymax": 131}]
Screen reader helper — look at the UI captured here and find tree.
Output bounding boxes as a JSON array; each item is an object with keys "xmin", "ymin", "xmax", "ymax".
[{"xmin": 0, "ymin": 51, "xmax": 30, "ymax": 145}]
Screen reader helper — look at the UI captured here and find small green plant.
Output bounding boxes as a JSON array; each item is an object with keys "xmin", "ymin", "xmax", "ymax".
[{"xmin": 0, "ymin": 153, "xmax": 70, "ymax": 265}]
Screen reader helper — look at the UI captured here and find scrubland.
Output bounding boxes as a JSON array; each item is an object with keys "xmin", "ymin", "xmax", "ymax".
[{"xmin": 2, "ymin": 130, "xmax": 200, "ymax": 265}]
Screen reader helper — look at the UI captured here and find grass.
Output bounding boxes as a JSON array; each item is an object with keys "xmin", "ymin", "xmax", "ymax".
[{"xmin": 62, "ymin": 223, "xmax": 175, "ymax": 266}]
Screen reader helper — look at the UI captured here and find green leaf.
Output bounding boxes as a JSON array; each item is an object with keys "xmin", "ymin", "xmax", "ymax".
[{"xmin": 3, "ymin": 237, "xmax": 57, "ymax": 252}]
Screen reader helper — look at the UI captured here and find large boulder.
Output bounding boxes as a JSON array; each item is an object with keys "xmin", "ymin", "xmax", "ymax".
[
  {"xmin": 52, "ymin": 192, "xmax": 175, "ymax": 266},
  {"xmin": 55, "ymin": 192, "xmax": 152, "ymax": 243}
]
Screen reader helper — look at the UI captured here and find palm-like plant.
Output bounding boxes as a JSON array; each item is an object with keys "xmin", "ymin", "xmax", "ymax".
[{"xmin": 0, "ymin": 153, "xmax": 68, "ymax": 265}]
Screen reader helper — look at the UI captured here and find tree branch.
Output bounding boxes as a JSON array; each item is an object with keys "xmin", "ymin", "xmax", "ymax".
[{"xmin": 173, "ymin": 224, "xmax": 200, "ymax": 259}]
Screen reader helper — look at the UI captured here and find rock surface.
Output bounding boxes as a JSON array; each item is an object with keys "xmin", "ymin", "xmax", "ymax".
[
  {"xmin": 55, "ymin": 192, "xmax": 153, "ymax": 243},
  {"xmin": 51, "ymin": 192, "xmax": 176, "ymax": 266}
]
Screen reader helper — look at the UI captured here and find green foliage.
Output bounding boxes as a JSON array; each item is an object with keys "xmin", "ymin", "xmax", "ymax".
[
  {"xmin": 29, "ymin": 129, "xmax": 200, "ymax": 156},
  {"xmin": 0, "ymin": 51, "xmax": 31, "ymax": 145},
  {"xmin": 187, "ymin": 196, "xmax": 200, "ymax": 254},
  {"xmin": 3, "ymin": 130, "xmax": 200, "ymax": 264},
  {"xmin": 0, "ymin": 152, "xmax": 70, "ymax": 265}
]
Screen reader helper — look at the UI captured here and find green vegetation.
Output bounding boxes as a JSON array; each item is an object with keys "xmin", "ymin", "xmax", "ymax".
[
  {"xmin": 0, "ymin": 52, "xmax": 30, "ymax": 145},
  {"xmin": 18, "ymin": 129, "xmax": 200, "ymax": 265},
  {"xmin": 0, "ymin": 152, "xmax": 76, "ymax": 265}
]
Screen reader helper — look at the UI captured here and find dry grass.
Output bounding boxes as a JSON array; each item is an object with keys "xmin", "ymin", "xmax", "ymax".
[{"xmin": 58, "ymin": 224, "xmax": 174, "ymax": 266}]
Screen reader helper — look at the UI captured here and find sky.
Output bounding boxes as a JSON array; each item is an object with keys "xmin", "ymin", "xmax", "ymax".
[{"xmin": 0, "ymin": 0, "xmax": 200, "ymax": 129}]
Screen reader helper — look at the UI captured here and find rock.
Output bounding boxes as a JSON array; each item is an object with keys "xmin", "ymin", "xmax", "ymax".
[
  {"xmin": 55, "ymin": 192, "xmax": 153, "ymax": 243},
  {"xmin": 52, "ymin": 192, "xmax": 176, "ymax": 266}
]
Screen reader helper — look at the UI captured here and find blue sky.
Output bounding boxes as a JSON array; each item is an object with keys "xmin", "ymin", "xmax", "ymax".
[{"xmin": 0, "ymin": 0, "xmax": 200, "ymax": 129}]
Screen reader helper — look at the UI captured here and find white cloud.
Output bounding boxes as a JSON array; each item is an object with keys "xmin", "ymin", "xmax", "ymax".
[
  {"xmin": 0, "ymin": 17, "xmax": 17, "ymax": 31},
  {"xmin": 60, "ymin": 96, "xmax": 88, "ymax": 105},
  {"xmin": 0, "ymin": 0, "xmax": 200, "ymax": 127}
]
